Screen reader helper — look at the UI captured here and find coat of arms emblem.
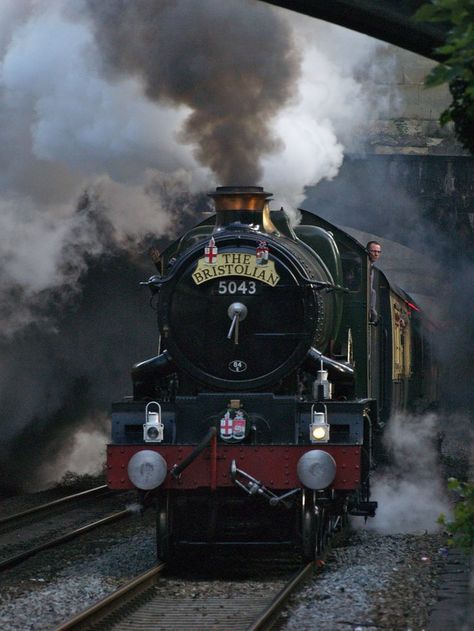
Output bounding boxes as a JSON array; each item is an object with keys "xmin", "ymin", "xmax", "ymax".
[
  {"xmin": 219, "ymin": 408, "xmax": 247, "ymax": 441},
  {"xmin": 256, "ymin": 240, "xmax": 269, "ymax": 265},
  {"xmin": 204, "ymin": 237, "xmax": 218, "ymax": 264}
]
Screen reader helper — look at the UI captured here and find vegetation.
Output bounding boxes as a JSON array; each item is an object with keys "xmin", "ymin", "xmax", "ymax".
[
  {"xmin": 415, "ymin": 0, "xmax": 474, "ymax": 153},
  {"xmin": 55, "ymin": 470, "xmax": 106, "ymax": 491},
  {"xmin": 438, "ymin": 478, "xmax": 474, "ymax": 551}
]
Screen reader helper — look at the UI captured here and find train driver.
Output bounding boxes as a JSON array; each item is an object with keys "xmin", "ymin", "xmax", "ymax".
[
  {"xmin": 367, "ymin": 241, "xmax": 382, "ymax": 263},
  {"xmin": 366, "ymin": 241, "xmax": 382, "ymax": 323}
]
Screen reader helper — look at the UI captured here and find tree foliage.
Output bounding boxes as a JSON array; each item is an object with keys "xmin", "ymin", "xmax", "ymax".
[
  {"xmin": 438, "ymin": 478, "xmax": 474, "ymax": 551},
  {"xmin": 415, "ymin": 0, "xmax": 474, "ymax": 153}
]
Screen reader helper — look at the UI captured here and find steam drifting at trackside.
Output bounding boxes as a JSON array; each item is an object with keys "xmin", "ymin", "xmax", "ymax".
[{"xmin": 361, "ymin": 413, "xmax": 451, "ymax": 534}]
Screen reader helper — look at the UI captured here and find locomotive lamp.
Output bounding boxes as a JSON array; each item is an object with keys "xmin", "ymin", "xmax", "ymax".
[
  {"xmin": 143, "ymin": 401, "xmax": 164, "ymax": 442},
  {"xmin": 313, "ymin": 360, "xmax": 332, "ymax": 401},
  {"xmin": 309, "ymin": 404, "xmax": 330, "ymax": 443}
]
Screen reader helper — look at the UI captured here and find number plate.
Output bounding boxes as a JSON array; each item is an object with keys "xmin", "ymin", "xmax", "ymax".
[{"xmin": 214, "ymin": 279, "xmax": 260, "ymax": 295}]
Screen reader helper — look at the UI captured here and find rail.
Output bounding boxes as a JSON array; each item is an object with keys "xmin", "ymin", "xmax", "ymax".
[
  {"xmin": 0, "ymin": 485, "xmax": 109, "ymax": 527},
  {"xmin": 0, "ymin": 509, "xmax": 130, "ymax": 572}
]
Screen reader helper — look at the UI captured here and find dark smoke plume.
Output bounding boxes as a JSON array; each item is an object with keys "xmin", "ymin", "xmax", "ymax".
[
  {"xmin": 83, "ymin": 0, "xmax": 301, "ymax": 183},
  {"xmin": 0, "ymin": 250, "xmax": 155, "ymax": 490}
]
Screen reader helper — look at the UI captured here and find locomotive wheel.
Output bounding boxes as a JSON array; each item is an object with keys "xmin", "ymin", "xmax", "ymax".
[
  {"xmin": 301, "ymin": 489, "xmax": 319, "ymax": 562},
  {"xmin": 156, "ymin": 492, "xmax": 175, "ymax": 563},
  {"xmin": 316, "ymin": 505, "xmax": 330, "ymax": 556},
  {"xmin": 302, "ymin": 492, "xmax": 335, "ymax": 560}
]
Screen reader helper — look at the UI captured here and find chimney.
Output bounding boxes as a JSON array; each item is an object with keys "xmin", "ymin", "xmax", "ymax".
[{"xmin": 209, "ymin": 186, "xmax": 277, "ymax": 234}]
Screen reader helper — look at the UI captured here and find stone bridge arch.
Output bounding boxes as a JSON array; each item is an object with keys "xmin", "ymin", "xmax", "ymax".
[{"xmin": 263, "ymin": 1, "xmax": 447, "ymax": 59}]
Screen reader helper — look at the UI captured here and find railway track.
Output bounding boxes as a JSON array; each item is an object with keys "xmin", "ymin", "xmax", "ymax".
[
  {"xmin": 0, "ymin": 486, "xmax": 132, "ymax": 572},
  {"xmin": 55, "ymin": 555, "xmax": 316, "ymax": 631},
  {"xmin": 0, "ymin": 509, "xmax": 131, "ymax": 572},
  {"xmin": 0, "ymin": 485, "xmax": 109, "ymax": 528}
]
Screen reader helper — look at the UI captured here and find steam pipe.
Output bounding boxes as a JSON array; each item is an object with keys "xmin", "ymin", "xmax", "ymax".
[
  {"xmin": 304, "ymin": 346, "xmax": 354, "ymax": 375},
  {"xmin": 170, "ymin": 427, "xmax": 217, "ymax": 479},
  {"xmin": 132, "ymin": 351, "xmax": 175, "ymax": 399}
]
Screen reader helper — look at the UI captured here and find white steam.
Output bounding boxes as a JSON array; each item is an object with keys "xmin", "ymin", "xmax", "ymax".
[
  {"xmin": 263, "ymin": 12, "xmax": 393, "ymax": 215},
  {"xmin": 0, "ymin": 1, "xmax": 208, "ymax": 334},
  {"xmin": 0, "ymin": 1, "xmax": 394, "ymax": 335},
  {"xmin": 1, "ymin": 2, "xmax": 203, "ymax": 180},
  {"xmin": 37, "ymin": 423, "xmax": 108, "ymax": 490},
  {"xmin": 362, "ymin": 413, "xmax": 450, "ymax": 534}
]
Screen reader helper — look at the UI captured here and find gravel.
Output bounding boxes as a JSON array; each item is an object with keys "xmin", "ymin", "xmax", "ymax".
[
  {"xmin": 0, "ymin": 506, "xmax": 158, "ymax": 630},
  {"xmin": 279, "ymin": 529, "xmax": 449, "ymax": 631},
  {"xmin": 0, "ymin": 494, "xmax": 466, "ymax": 631}
]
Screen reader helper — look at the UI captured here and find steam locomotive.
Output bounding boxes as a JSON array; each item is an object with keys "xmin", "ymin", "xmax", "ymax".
[{"xmin": 106, "ymin": 186, "xmax": 437, "ymax": 561}]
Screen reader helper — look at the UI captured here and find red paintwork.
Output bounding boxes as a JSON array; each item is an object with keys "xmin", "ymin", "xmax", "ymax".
[{"xmin": 106, "ymin": 444, "xmax": 362, "ymax": 490}]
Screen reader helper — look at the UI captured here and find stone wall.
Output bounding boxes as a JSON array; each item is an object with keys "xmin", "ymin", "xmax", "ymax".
[{"xmin": 304, "ymin": 46, "xmax": 474, "ymax": 256}]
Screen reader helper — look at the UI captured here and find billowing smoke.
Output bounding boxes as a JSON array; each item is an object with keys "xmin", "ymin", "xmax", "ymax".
[
  {"xmin": 82, "ymin": 0, "xmax": 391, "ymax": 208},
  {"xmin": 0, "ymin": 0, "xmax": 391, "ymax": 331},
  {"xmin": 262, "ymin": 13, "xmax": 397, "ymax": 213},
  {"xmin": 0, "ymin": 0, "xmax": 209, "ymax": 337},
  {"xmin": 361, "ymin": 413, "xmax": 450, "ymax": 534},
  {"xmin": 0, "ymin": 0, "xmax": 393, "ymax": 488},
  {"xmin": 38, "ymin": 423, "xmax": 109, "ymax": 487},
  {"xmin": 82, "ymin": 0, "xmax": 301, "ymax": 185}
]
